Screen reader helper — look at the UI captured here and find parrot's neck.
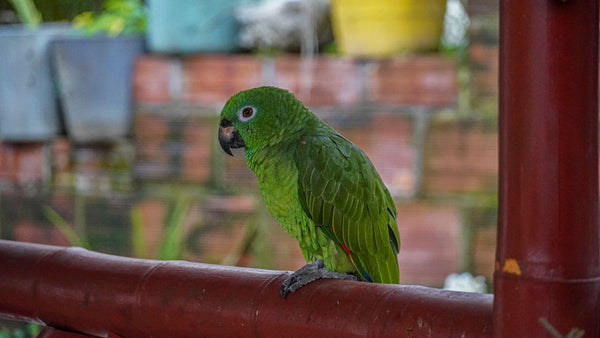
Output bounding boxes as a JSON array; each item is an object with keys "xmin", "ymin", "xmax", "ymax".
[
  {"xmin": 244, "ymin": 112, "xmax": 319, "ymax": 165},
  {"xmin": 246, "ymin": 142, "xmax": 302, "ymax": 230},
  {"xmin": 245, "ymin": 138, "xmax": 298, "ymax": 176}
]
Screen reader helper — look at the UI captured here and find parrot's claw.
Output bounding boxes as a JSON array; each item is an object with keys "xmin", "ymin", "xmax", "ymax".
[{"xmin": 279, "ymin": 259, "xmax": 359, "ymax": 298}]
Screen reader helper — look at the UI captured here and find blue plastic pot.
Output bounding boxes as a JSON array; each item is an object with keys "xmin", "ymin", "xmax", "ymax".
[
  {"xmin": 147, "ymin": 0, "xmax": 245, "ymax": 53},
  {"xmin": 0, "ymin": 24, "xmax": 72, "ymax": 141},
  {"xmin": 51, "ymin": 36, "xmax": 144, "ymax": 143}
]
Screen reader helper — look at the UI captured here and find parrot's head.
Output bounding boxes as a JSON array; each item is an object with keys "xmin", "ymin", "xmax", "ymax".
[{"xmin": 218, "ymin": 86, "xmax": 310, "ymax": 156}]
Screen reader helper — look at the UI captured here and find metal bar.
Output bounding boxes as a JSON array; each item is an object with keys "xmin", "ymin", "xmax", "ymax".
[
  {"xmin": 496, "ymin": 0, "xmax": 600, "ymax": 336},
  {"xmin": 0, "ymin": 240, "xmax": 493, "ymax": 337}
]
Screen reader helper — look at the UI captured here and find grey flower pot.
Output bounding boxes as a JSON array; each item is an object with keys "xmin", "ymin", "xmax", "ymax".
[
  {"xmin": 0, "ymin": 24, "xmax": 71, "ymax": 141},
  {"xmin": 52, "ymin": 36, "xmax": 144, "ymax": 143}
]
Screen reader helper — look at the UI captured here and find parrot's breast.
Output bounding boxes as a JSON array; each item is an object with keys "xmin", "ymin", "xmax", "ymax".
[
  {"xmin": 247, "ymin": 145, "xmax": 349, "ymax": 269},
  {"xmin": 249, "ymin": 148, "xmax": 311, "ymax": 240}
]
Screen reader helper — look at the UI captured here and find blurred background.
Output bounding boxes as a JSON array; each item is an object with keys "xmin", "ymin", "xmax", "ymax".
[{"xmin": 0, "ymin": 0, "xmax": 497, "ymax": 335}]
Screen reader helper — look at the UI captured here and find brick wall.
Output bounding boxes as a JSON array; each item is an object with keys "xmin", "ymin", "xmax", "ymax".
[
  {"xmin": 0, "ymin": 45, "xmax": 503, "ymax": 288},
  {"xmin": 134, "ymin": 54, "xmax": 458, "ymax": 107}
]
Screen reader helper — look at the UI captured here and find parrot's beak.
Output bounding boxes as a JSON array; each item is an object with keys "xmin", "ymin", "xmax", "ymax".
[{"xmin": 219, "ymin": 118, "xmax": 245, "ymax": 156}]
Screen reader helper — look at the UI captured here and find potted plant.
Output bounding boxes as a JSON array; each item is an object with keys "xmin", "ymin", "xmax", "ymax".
[
  {"xmin": 0, "ymin": 0, "xmax": 70, "ymax": 141},
  {"xmin": 146, "ymin": 0, "xmax": 247, "ymax": 54},
  {"xmin": 330, "ymin": 0, "xmax": 448, "ymax": 57},
  {"xmin": 51, "ymin": 0, "xmax": 146, "ymax": 143}
]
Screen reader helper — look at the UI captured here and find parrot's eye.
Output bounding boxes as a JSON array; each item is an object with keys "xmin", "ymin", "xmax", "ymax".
[
  {"xmin": 238, "ymin": 106, "xmax": 256, "ymax": 122},
  {"xmin": 242, "ymin": 107, "xmax": 253, "ymax": 117}
]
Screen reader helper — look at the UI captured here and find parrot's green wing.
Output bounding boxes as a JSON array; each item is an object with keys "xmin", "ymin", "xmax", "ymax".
[{"xmin": 295, "ymin": 133, "xmax": 400, "ymax": 284}]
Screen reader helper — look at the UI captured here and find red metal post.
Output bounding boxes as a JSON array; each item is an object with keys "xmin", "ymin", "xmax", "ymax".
[
  {"xmin": 496, "ymin": 0, "xmax": 600, "ymax": 336},
  {"xmin": 0, "ymin": 240, "xmax": 493, "ymax": 337}
]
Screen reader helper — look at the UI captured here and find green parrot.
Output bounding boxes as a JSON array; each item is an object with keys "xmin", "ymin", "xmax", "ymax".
[{"xmin": 218, "ymin": 86, "xmax": 400, "ymax": 297}]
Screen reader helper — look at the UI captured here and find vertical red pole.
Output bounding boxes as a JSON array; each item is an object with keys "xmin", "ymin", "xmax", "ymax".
[{"xmin": 496, "ymin": 0, "xmax": 600, "ymax": 336}]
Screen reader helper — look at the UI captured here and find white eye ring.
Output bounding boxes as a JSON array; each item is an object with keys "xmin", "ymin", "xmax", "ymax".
[{"xmin": 238, "ymin": 106, "xmax": 257, "ymax": 122}]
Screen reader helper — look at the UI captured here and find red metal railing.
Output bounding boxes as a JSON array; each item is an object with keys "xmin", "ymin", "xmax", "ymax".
[
  {"xmin": 496, "ymin": 0, "xmax": 600, "ymax": 336},
  {"xmin": 0, "ymin": 240, "xmax": 493, "ymax": 337}
]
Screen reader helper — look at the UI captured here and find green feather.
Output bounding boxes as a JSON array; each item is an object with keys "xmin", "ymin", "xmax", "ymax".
[
  {"xmin": 295, "ymin": 134, "xmax": 400, "ymax": 283},
  {"xmin": 219, "ymin": 86, "xmax": 400, "ymax": 284}
]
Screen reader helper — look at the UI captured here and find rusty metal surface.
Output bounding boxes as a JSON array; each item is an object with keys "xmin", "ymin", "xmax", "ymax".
[
  {"xmin": 496, "ymin": 0, "xmax": 600, "ymax": 336},
  {"xmin": 0, "ymin": 240, "xmax": 493, "ymax": 337}
]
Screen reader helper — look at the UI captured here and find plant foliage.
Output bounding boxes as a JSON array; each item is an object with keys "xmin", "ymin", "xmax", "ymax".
[{"xmin": 73, "ymin": 0, "xmax": 146, "ymax": 36}]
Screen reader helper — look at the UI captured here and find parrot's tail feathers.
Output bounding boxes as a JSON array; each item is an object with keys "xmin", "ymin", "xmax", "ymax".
[
  {"xmin": 360, "ymin": 270, "xmax": 373, "ymax": 283},
  {"xmin": 350, "ymin": 253, "xmax": 374, "ymax": 283},
  {"xmin": 351, "ymin": 249, "xmax": 399, "ymax": 284}
]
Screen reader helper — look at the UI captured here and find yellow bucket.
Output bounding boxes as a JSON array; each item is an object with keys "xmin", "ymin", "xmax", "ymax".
[{"xmin": 331, "ymin": 0, "xmax": 447, "ymax": 57}]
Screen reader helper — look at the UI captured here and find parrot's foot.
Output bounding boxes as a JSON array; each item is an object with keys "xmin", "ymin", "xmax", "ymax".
[{"xmin": 279, "ymin": 259, "xmax": 358, "ymax": 298}]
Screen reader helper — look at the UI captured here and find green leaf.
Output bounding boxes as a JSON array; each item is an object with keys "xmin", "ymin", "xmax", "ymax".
[
  {"xmin": 72, "ymin": 0, "xmax": 146, "ymax": 36},
  {"xmin": 43, "ymin": 206, "xmax": 91, "ymax": 249},
  {"xmin": 158, "ymin": 194, "xmax": 191, "ymax": 261},
  {"xmin": 8, "ymin": 0, "xmax": 42, "ymax": 26},
  {"xmin": 130, "ymin": 207, "xmax": 148, "ymax": 259}
]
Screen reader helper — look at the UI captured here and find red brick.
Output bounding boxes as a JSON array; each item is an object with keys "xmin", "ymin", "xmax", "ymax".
[
  {"xmin": 0, "ymin": 142, "xmax": 49, "ymax": 185},
  {"xmin": 335, "ymin": 114, "xmax": 416, "ymax": 197},
  {"xmin": 134, "ymin": 139, "xmax": 172, "ymax": 179},
  {"xmin": 229, "ymin": 55, "xmax": 265, "ymax": 94},
  {"xmin": 182, "ymin": 55, "xmax": 262, "ymax": 105},
  {"xmin": 365, "ymin": 115, "xmax": 415, "ymax": 196},
  {"xmin": 368, "ymin": 56, "xmax": 458, "ymax": 107},
  {"xmin": 133, "ymin": 112, "xmax": 173, "ymax": 180},
  {"xmin": 51, "ymin": 138, "xmax": 72, "ymax": 187},
  {"xmin": 134, "ymin": 114, "xmax": 215, "ymax": 182},
  {"xmin": 133, "ymin": 56, "xmax": 172, "ymax": 104},
  {"xmin": 182, "ymin": 120, "xmax": 213, "ymax": 182},
  {"xmin": 203, "ymin": 195, "xmax": 257, "ymax": 214},
  {"xmin": 273, "ymin": 56, "xmax": 362, "ymax": 106},
  {"xmin": 396, "ymin": 202, "xmax": 463, "ymax": 286},
  {"xmin": 134, "ymin": 112, "xmax": 170, "ymax": 141},
  {"xmin": 472, "ymin": 227, "xmax": 496, "ymax": 281},
  {"xmin": 223, "ymin": 155, "xmax": 258, "ymax": 188},
  {"xmin": 132, "ymin": 200, "xmax": 168, "ymax": 258},
  {"xmin": 470, "ymin": 43, "xmax": 499, "ymax": 99},
  {"xmin": 52, "ymin": 137, "xmax": 71, "ymax": 172},
  {"xmin": 183, "ymin": 55, "xmax": 227, "ymax": 104},
  {"xmin": 425, "ymin": 121, "xmax": 498, "ymax": 193}
]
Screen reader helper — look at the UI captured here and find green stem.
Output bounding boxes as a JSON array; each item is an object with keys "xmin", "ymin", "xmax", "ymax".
[
  {"xmin": 43, "ymin": 206, "xmax": 90, "ymax": 249},
  {"xmin": 8, "ymin": 0, "xmax": 42, "ymax": 26}
]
